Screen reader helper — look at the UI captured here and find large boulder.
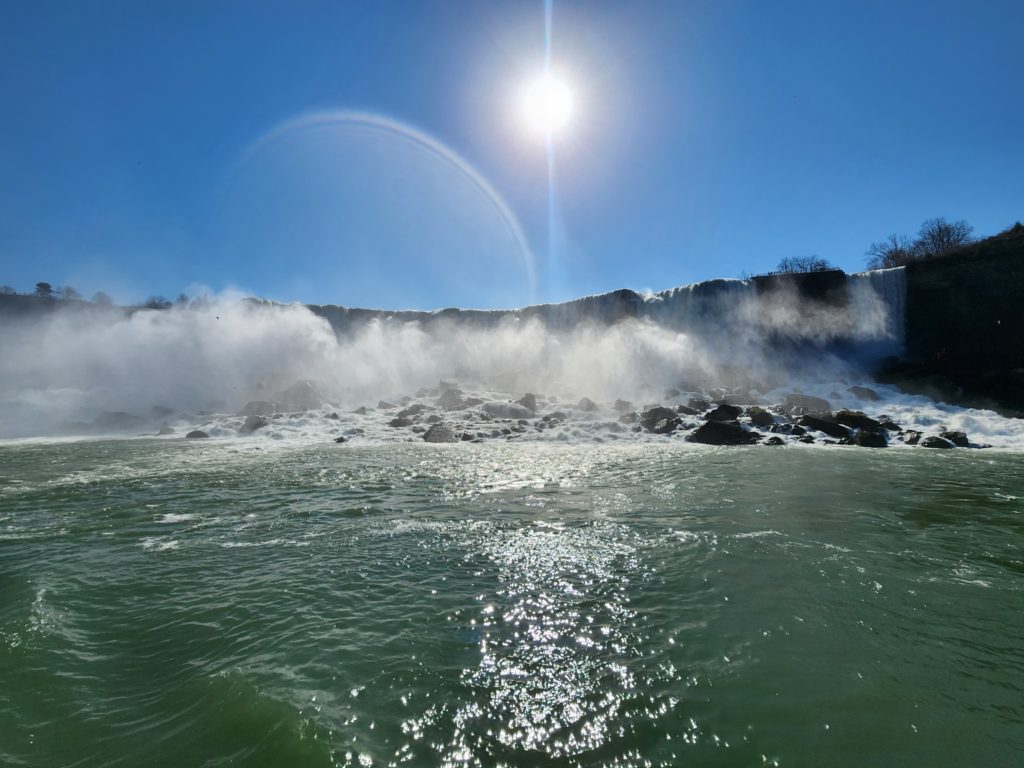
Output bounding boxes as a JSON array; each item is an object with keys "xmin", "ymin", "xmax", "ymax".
[
  {"xmin": 437, "ymin": 389, "xmax": 466, "ymax": 410},
  {"xmin": 239, "ymin": 401, "xmax": 288, "ymax": 417},
  {"xmin": 186, "ymin": 429, "xmax": 209, "ymax": 439},
  {"xmin": 686, "ymin": 420, "xmax": 759, "ymax": 445},
  {"xmin": 797, "ymin": 414, "xmax": 851, "ymax": 440},
  {"xmin": 848, "ymin": 385, "xmax": 881, "ymax": 402},
  {"xmin": 276, "ymin": 380, "xmax": 324, "ymax": 410},
  {"xmin": 854, "ymin": 430, "xmax": 887, "ymax": 448},
  {"xmin": 388, "ymin": 417, "xmax": 413, "ymax": 428},
  {"xmin": 397, "ymin": 403, "xmax": 428, "ymax": 419},
  {"xmin": 517, "ymin": 393, "xmax": 538, "ymax": 412},
  {"xmin": 577, "ymin": 397, "xmax": 598, "ymax": 412},
  {"xmin": 614, "ymin": 398, "xmax": 634, "ymax": 413},
  {"xmin": 240, "ymin": 414, "xmax": 269, "ymax": 434},
  {"xmin": 746, "ymin": 406, "xmax": 775, "ymax": 428},
  {"xmin": 921, "ymin": 435, "xmax": 954, "ymax": 449},
  {"xmin": 704, "ymin": 403, "xmax": 743, "ymax": 422},
  {"xmin": 423, "ymin": 424, "xmax": 459, "ymax": 443},
  {"xmin": 377, "ymin": 400, "xmax": 397, "ymax": 410},
  {"xmin": 687, "ymin": 397, "xmax": 711, "ymax": 411},
  {"xmin": 640, "ymin": 407, "xmax": 679, "ymax": 432},
  {"xmin": 903, "ymin": 430, "xmax": 922, "ymax": 445},
  {"xmin": 784, "ymin": 393, "xmax": 831, "ymax": 414},
  {"xmin": 940, "ymin": 430, "xmax": 969, "ymax": 447},
  {"xmin": 835, "ymin": 410, "xmax": 881, "ymax": 431},
  {"xmin": 482, "ymin": 401, "xmax": 534, "ymax": 419}
]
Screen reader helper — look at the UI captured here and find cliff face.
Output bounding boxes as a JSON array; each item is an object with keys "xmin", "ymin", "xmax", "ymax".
[{"xmin": 885, "ymin": 224, "xmax": 1024, "ymax": 413}]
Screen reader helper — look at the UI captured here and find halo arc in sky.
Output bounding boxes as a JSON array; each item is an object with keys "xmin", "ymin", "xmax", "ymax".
[{"xmin": 234, "ymin": 110, "xmax": 537, "ymax": 296}]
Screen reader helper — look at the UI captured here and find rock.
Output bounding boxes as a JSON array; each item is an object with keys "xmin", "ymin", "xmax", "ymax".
[
  {"xmin": 614, "ymin": 399, "xmax": 634, "ymax": 413},
  {"xmin": 784, "ymin": 394, "xmax": 831, "ymax": 414},
  {"xmin": 388, "ymin": 417, "xmax": 413, "ymax": 428},
  {"xmin": 878, "ymin": 417, "xmax": 901, "ymax": 431},
  {"xmin": 704, "ymin": 403, "xmax": 743, "ymax": 422},
  {"xmin": 675, "ymin": 404, "xmax": 699, "ymax": 416},
  {"xmin": 377, "ymin": 400, "xmax": 397, "ymax": 410},
  {"xmin": 397, "ymin": 404, "xmax": 428, "ymax": 419},
  {"xmin": 326, "ymin": 412, "xmax": 340, "ymax": 420},
  {"xmin": 764, "ymin": 435, "xmax": 785, "ymax": 446},
  {"xmin": 798, "ymin": 435, "xmax": 816, "ymax": 443},
  {"xmin": 940, "ymin": 430, "xmax": 969, "ymax": 447},
  {"xmin": 276, "ymin": 380, "xmax": 324, "ymax": 410},
  {"xmin": 687, "ymin": 398, "xmax": 710, "ymax": 411},
  {"xmin": 848, "ymin": 385, "xmax": 881, "ymax": 401},
  {"xmin": 854, "ymin": 430, "xmax": 887, "ymax": 448},
  {"xmin": 797, "ymin": 414, "xmax": 851, "ymax": 440},
  {"xmin": 239, "ymin": 400, "xmax": 288, "ymax": 417},
  {"xmin": 746, "ymin": 406, "xmax": 775, "ymax": 428},
  {"xmin": 411, "ymin": 426, "xmax": 425, "ymax": 433},
  {"xmin": 437, "ymin": 389, "xmax": 466, "ymax": 410},
  {"xmin": 664, "ymin": 387, "xmax": 681, "ymax": 398},
  {"xmin": 439, "ymin": 379, "xmax": 459, "ymax": 393},
  {"xmin": 334, "ymin": 436, "xmax": 348, "ymax": 443},
  {"xmin": 921, "ymin": 435, "xmax": 954, "ymax": 449},
  {"xmin": 517, "ymin": 393, "xmax": 538, "ymax": 412},
  {"xmin": 186, "ymin": 430, "xmax": 209, "ymax": 439},
  {"xmin": 460, "ymin": 432, "xmax": 474, "ymax": 441},
  {"xmin": 640, "ymin": 407, "xmax": 679, "ymax": 432},
  {"xmin": 240, "ymin": 414, "xmax": 269, "ymax": 434},
  {"xmin": 424, "ymin": 424, "xmax": 459, "ymax": 443},
  {"xmin": 619, "ymin": 411, "xmax": 639, "ymax": 424},
  {"xmin": 651, "ymin": 416, "xmax": 682, "ymax": 434},
  {"xmin": 578, "ymin": 397, "xmax": 598, "ymax": 412},
  {"xmin": 835, "ymin": 410, "xmax": 881, "ymax": 431},
  {"xmin": 157, "ymin": 426, "xmax": 175, "ymax": 435},
  {"xmin": 353, "ymin": 406, "xmax": 368, "ymax": 415},
  {"xmin": 686, "ymin": 420, "xmax": 759, "ymax": 445},
  {"xmin": 464, "ymin": 397, "xmax": 484, "ymax": 407},
  {"xmin": 482, "ymin": 401, "xmax": 534, "ymax": 419},
  {"xmin": 903, "ymin": 430, "xmax": 922, "ymax": 445}
]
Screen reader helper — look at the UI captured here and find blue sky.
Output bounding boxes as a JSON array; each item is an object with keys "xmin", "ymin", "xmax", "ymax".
[{"xmin": 1, "ymin": 0, "xmax": 1022, "ymax": 309}]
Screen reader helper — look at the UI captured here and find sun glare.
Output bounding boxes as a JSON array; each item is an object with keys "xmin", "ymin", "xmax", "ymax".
[{"xmin": 522, "ymin": 74, "xmax": 573, "ymax": 137}]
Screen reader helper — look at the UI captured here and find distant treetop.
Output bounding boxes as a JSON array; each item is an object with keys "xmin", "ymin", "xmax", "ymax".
[
  {"xmin": 866, "ymin": 217, "xmax": 974, "ymax": 269},
  {"xmin": 774, "ymin": 255, "xmax": 836, "ymax": 274}
]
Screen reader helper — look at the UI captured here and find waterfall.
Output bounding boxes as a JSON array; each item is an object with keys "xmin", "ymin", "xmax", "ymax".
[{"xmin": 846, "ymin": 267, "xmax": 907, "ymax": 348}]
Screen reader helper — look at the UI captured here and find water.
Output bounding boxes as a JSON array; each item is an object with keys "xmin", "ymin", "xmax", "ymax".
[{"xmin": 2, "ymin": 438, "xmax": 1022, "ymax": 767}]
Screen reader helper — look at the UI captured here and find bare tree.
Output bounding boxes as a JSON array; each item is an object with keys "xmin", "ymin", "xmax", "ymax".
[
  {"xmin": 59, "ymin": 285, "xmax": 82, "ymax": 300},
  {"xmin": 913, "ymin": 218, "xmax": 973, "ymax": 259},
  {"xmin": 34, "ymin": 282, "xmax": 53, "ymax": 298},
  {"xmin": 92, "ymin": 291, "xmax": 113, "ymax": 306},
  {"xmin": 866, "ymin": 234, "xmax": 915, "ymax": 269},
  {"xmin": 145, "ymin": 295, "xmax": 172, "ymax": 309},
  {"xmin": 175, "ymin": 293, "xmax": 190, "ymax": 306},
  {"xmin": 0, "ymin": 285, "xmax": 15, "ymax": 295},
  {"xmin": 775, "ymin": 255, "xmax": 836, "ymax": 274}
]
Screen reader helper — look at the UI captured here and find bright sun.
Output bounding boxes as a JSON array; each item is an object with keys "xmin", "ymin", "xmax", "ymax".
[{"xmin": 522, "ymin": 74, "xmax": 573, "ymax": 137}]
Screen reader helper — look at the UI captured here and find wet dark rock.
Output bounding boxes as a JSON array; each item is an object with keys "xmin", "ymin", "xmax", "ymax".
[
  {"xmin": 651, "ymin": 417, "xmax": 682, "ymax": 434},
  {"xmin": 903, "ymin": 430, "xmax": 922, "ymax": 445},
  {"xmin": 425, "ymin": 414, "xmax": 443, "ymax": 424},
  {"xmin": 849, "ymin": 385, "xmax": 881, "ymax": 401},
  {"xmin": 686, "ymin": 420, "xmax": 759, "ymax": 445},
  {"xmin": 921, "ymin": 435, "xmax": 954, "ymax": 449},
  {"xmin": 517, "ymin": 393, "xmax": 538, "ymax": 412},
  {"xmin": 764, "ymin": 435, "xmax": 785, "ymax": 446},
  {"xmin": 423, "ymin": 424, "xmax": 459, "ymax": 443},
  {"xmin": 640, "ymin": 407, "xmax": 679, "ymax": 432},
  {"xmin": 545, "ymin": 411, "xmax": 568, "ymax": 421},
  {"xmin": 186, "ymin": 430, "xmax": 209, "ymax": 439},
  {"xmin": 675, "ymin": 404, "xmax": 699, "ymax": 416},
  {"xmin": 746, "ymin": 406, "xmax": 774, "ymax": 428},
  {"xmin": 411, "ymin": 426, "xmax": 425, "ymax": 433},
  {"xmin": 878, "ymin": 417, "xmax": 901, "ymax": 431},
  {"xmin": 326, "ymin": 412, "xmax": 340, "ymax": 420},
  {"xmin": 704, "ymin": 403, "xmax": 743, "ymax": 422},
  {"xmin": 377, "ymin": 400, "xmax": 397, "ymax": 410},
  {"xmin": 835, "ymin": 410, "xmax": 881, "ymax": 431},
  {"xmin": 614, "ymin": 398, "xmax": 634, "ymax": 413},
  {"xmin": 770, "ymin": 423, "xmax": 805, "ymax": 436},
  {"xmin": 464, "ymin": 397, "xmax": 484, "ymax": 407},
  {"xmin": 437, "ymin": 389, "xmax": 466, "ymax": 410},
  {"xmin": 687, "ymin": 398, "xmax": 710, "ymax": 411},
  {"xmin": 797, "ymin": 414, "xmax": 851, "ymax": 440},
  {"xmin": 240, "ymin": 414, "xmax": 269, "ymax": 434},
  {"xmin": 578, "ymin": 397, "xmax": 598, "ymax": 412},
  {"xmin": 482, "ymin": 401, "xmax": 533, "ymax": 419},
  {"xmin": 353, "ymin": 406, "xmax": 369, "ymax": 415},
  {"xmin": 388, "ymin": 417, "xmax": 413, "ymax": 428},
  {"xmin": 854, "ymin": 430, "xmax": 887, "ymax": 448},
  {"xmin": 334, "ymin": 436, "xmax": 348, "ymax": 443},
  {"xmin": 940, "ymin": 430, "xmax": 969, "ymax": 447},
  {"xmin": 784, "ymin": 393, "xmax": 831, "ymax": 414},
  {"xmin": 460, "ymin": 432, "xmax": 474, "ymax": 441},
  {"xmin": 798, "ymin": 435, "xmax": 816, "ymax": 443},
  {"xmin": 619, "ymin": 411, "xmax": 639, "ymax": 424},
  {"xmin": 398, "ymin": 404, "xmax": 428, "ymax": 419}
]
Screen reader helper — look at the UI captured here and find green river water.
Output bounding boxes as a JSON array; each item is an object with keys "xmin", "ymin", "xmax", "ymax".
[{"xmin": 1, "ymin": 439, "xmax": 1022, "ymax": 767}]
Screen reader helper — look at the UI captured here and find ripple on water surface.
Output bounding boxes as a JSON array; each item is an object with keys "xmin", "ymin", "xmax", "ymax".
[{"xmin": 0, "ymin": 440, "xmax": 1022, "ymax": 767}]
